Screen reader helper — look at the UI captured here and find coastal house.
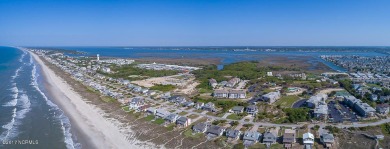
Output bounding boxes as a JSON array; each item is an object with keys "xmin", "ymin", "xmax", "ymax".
[
  {"xmin": 209, "ymin": 78, "xmax": 218, "ymax": 88},
  {"xmin": 228, "ymin": 90, "xmax": 246, "ymax": 99},
  {"xmin": 226, "ymin": 78, "xmax": 240, "ymax": 88},
  {"xmin": 376, "ymin": 103, "xmax": 389, "ymax": 115},
  {"xmin": 206, "ymin": 125, "xmax": 225, "ymax": 137},
  {"xmin": 192, "ymin": 123, "xmax": 208, "ymax": 133},
  {"xmin": 303, "ymin": 132, "xmax": 314, "ymax": 149},
  {"xmin": 225, "ymin": 129, "xmax": 241, "ymax": 140},
  {"xmin": 213, "ymin": 90, "xmax": 229, "ymax": 98},
  {"xmin": 262, "ymin": 91, "xmax": 281, "ymax": 104},
  {"xmin": 165, "ymin": 114, "xmax": 179, "ymax": 124},
  {"xmin": 138, "ymin": 105, "xmax": 150, "ymax": 112},
  {"xmin": 320, "ymin": 133, "xmax": 335, "ymax": 148},
  {"xmin": 129, "ymin": 97, "xmax": 144, "ymax": 110},
  {"xmin": 263, "ymin": 131, "xmax": 277, "ymax": 146},
  {"xmin": 243, "ymin": 131, "xmax": 262, "ymax": 146},
  {"xmin": 194, "ymin": 102, "xmax": 205, "ymax": 109},
  {"xmin": 176, "ymin": 117, "xmax": 191, "ymax": 127},
  {"xmin": 146, "ymin": 107, "xmax": 157, "ymax": 115},
  {"xmin": 203, "ymin": 102, "xmax": 217, "ymax": 112},
  {"xmin": 155, "ymin": 109, "xmax": 170, "ymax": 118},
  {"xmin": 229, "ymin": 106, "xmax": 245, "ymax": 114},
  {"xmin": 183, "ymin": 101, "xmax": 195, "ymax": 107},
  {"xmin": 246, "ymin": 105, "xmax": 258, "ymax": 116},
  {"xmin": 283, "ymin": 129, "xmax": 296, "ymax": 148},
  {"xmin": 147, "ymin": 90, "xmax": 156, "ymax": 96},
  {"xmin": 161, "ymin": 92, "xmax": 171, "ymax": 100}
]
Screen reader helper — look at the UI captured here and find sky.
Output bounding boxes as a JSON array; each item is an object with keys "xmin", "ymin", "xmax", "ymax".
[{"xmin": 0, "ymin": 0, "xmax": 390, "ymax": 46}]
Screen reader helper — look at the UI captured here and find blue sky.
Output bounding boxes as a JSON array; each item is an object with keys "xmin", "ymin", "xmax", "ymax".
[{"xmin": 0, "ymin": 0, "xmax": 390, "ymax": 46}]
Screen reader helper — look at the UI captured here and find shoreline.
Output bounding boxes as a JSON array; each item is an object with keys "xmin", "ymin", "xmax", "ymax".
[{"xmin": 29, "ymin": 51, "xmax": 139, "ymax": 149}]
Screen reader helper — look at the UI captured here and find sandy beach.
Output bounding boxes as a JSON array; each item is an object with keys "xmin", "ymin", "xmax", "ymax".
[{"xmin": 29, "ymin": 51, "xmax": 140, "ymax": 149}]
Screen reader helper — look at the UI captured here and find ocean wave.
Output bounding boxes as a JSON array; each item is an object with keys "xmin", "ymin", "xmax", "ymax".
[
  {"xmin": 3, "ymin": 85, "xmax": 19, "ymax": 107},
  {"xmin": 0, "ymin": 93, "xmax": 31, "ymax": 142},
  {"xmin": 31, "ymin": 63, "xmax": 80, "ymax": 149},
  {"xmin": 11, "ymin": 66, "xmax": 23, "ymax": 80},
  {"xmin": 19, "ymin": 51, "xmax": 27, "ymax": 63}
]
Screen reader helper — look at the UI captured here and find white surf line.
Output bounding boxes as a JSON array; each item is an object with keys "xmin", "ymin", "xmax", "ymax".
[{"xmin": 30, "ymin": 57, "xmax": 78, "ymax": 149}]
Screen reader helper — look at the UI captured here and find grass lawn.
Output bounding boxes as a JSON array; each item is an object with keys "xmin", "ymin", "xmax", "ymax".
[
  {"xmin": 169, "ymin": 109, "xmax": 176, "ymax": 113},
  {"xmin": 270, "ymin": 144, "xmax": 284, "ymax": 149},
  {"xmin": 153, "ymin": 118, "xmax": 165, "ymax": 125},
  {"xmin": 101, "ymin": 96, "xmax": 116, "ymax": 102},
  {"xmin": 248, "ymin": 143, "xmax": 266, "ymax": 149},
  {"xmin": 194, "ymin": 109, "xmax": 203, "ymax": 113},
  {"xmin": 227, "ymin": 114, "xmax": 242, "ymax": 120},
  {"xmin": 122, "ymin": 106, "xmax": 130, "ymax": 112},
  {"xmin": 274, "ymin": 95, "xmax": 300, "ymax": 108},
  {"xmin": 188, "ymin": 114, "xmax": 199, "ymax": 119},
  {"xmin": 166, "ymin": 123, "xmax": 176, "ymax": 131},
  {"xmin": 178, "ymin": 111, "xmax": 188, "ymax": 116},
  {"xmin": 144, "ymin": 115, "xmax": 155, "ymax": 121},
  {"xmin": 183, "ymin": 129, "xmax": 203, "ymax": 138},
  {"xmin": 150, "ymin": 84, "xmax": 176, "ymax": 92}
]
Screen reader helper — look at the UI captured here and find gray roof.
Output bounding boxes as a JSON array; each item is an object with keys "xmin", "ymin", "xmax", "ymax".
[
  {"xmin": 226, "ymin": 129, "xmax": 241, "ymax": 138},
  {"xmin": 283, "ymin": 133, "xmax": 295, "ymax": 143},
  {"xmin": 246, "ymin": 105, "xmax": 257, "ymax": 110},
  {"xmin": 243, "ymin": 131, "xmax": 261, "ymax": 141},
  {"xmin": 176, "ymin": 116, "xmax": 188, "ymax": 125},
  {"xmin": 165, "ymin": 114, "xmax": 179, "ymax": 121},
  {"xmin": 321, "ymin": 133, "xmax": 334, "ymax": 143},
  {"xmin": 232, "ymin": 106, "xmax": 245, "ymax": 112},
  {"xmin": 206, "ymin": 125, "xmax": 225, "ymax": 135},
  {"xmin": 263, "ymin": 132, "xmax": 277, "ymax": 142},
  {"xmin": 193, "ymin": 123, "xmax": 208, "ymax": 132},
  {"xmin": 214, "ymin": 90, "xmax": 229, "ymax": 94}
]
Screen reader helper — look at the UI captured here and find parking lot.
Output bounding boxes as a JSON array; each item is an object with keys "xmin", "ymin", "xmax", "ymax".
[{"xmin": 328, "ymin": 101, "xmax": 358, "ymax": 123}]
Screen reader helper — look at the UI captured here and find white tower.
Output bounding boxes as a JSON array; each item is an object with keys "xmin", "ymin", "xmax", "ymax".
[{"xmin": 97, "ymin": 54, "xmax": 100, "ymax": 61}]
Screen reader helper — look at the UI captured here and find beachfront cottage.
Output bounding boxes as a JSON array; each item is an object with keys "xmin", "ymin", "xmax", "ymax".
[
  {"xmin": 165, "ymin": 114, "xmax": 179, "ymax": 124},
  {"xmin": 192, "ymin": 123, "xmax": 208, "ymax": 133},
  {"xmin": 262, "ymin": 91, "xmax": 281, "ymax": 104},
  {"xmin": 176, "ymin": 117, "xmax": 191, "ymax": 127},
  {"xmin": 229, "ymin": 106, "xmax": 245, "ymax": 114},
  {"xmin": 155, "ymin": 109, "xmax": 170, "ymax": 118},
  {"xmin": 206, "ymin": 125, "xmax": 225, "ymax": 137},
  {"xmin": 303, "ymin": 132, "xmax": 314, "ymax": 149},
  {"xmin": 320, "ymin": 133, "xmax": 335, "ymax": 148},
  {"xmin": 213, "ymin": 90, "xmax": 229, "ymax": 98},
  {"xmin": 263, "ymin": 131, "xmax": 277, "ymax": 146},
  {"xmin": 228, "ymin": 90, "xmax": 246, "ymax": 99},
  {"xmin": 243, "ymin": 131, "xmax": 262, "ymax": 146},
  {"xmin": 129, "ymin": 97, "xmax": 144, "ymax": 110},
  {"xmin": 283, "ymin": 129, "xmax": 296, "ymax": 148},
  {"xmin": 225, "ymin": 129, "xmax": 241, "ymax": 140},
  {"xmin": 246, "ymin": 105, "xmax": 258, "ymax": 116}
]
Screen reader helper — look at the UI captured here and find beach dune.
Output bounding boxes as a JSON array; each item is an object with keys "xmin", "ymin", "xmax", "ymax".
[{"xmin": 29, "ymin": 51, "xmax": 139, "ymax": 149}]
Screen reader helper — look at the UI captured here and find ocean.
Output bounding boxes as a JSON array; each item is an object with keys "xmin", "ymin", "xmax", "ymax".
[
  {"xmin": 0, "ymin": 47, "xmax": 79, "ymax": 149},
  {"xmin": 60, "ymin": 47, "xmax": 388, "ymax": 72}
]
